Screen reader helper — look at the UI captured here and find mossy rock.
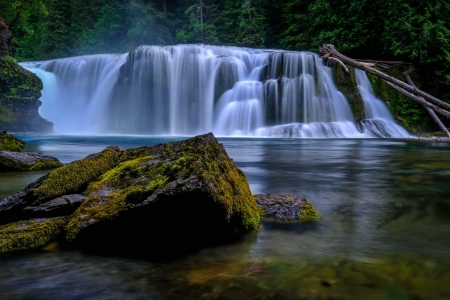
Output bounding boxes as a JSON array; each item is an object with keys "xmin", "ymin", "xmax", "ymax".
[
  {"xmin": 0, "ymin": 146, "xmax": 121, "ymax": 225},
  {"xmin": 0, "ymin": 217, "xmax": 67, "ymax": 253},
  {"xmin": 0, "ymin": 151, "xmax": 63, "ymax": 171},
  {"xmin": 331, "ymin": 64, "xmax": 365, "ymax": 120},
  {"xmin": 0, "ymin": 132, "xmax": 25, "ymax": 151},
  {"xmin": 254, "ymin": 193, "xmax": 320, "ymax": 221},
  {"xmin": 65, "ymin": 133, "xmax": 260, "ymax": 258},
  {"xmin": 0, "ymin": 56, "xmax": 53, "ymax": 133}
]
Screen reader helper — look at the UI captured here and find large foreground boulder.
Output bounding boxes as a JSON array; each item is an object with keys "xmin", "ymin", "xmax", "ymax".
[
  {"xmin": 0, "ymin": 133, "xmax": 260, "ymax": 258},
  {"xmin": 65, "ymin": 133, "xmax": 260, "ymax": 257},
  {"xmin": 0, "ymin": 151, "xmax": 63, "ymax": 171}
]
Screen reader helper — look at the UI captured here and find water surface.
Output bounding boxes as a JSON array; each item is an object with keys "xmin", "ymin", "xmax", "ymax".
[{"xmin": 1, "ymin": 135, "xmax": 449, "ymax": 299}]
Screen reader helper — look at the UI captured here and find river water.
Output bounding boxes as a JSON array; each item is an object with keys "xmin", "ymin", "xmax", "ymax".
[{"xmin": 1, "ymin": 135, "xmax": 450, "ymax": 299}]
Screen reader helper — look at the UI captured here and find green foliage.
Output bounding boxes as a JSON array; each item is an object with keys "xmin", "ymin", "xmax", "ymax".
[{"xmin": 0, "ymin": 132, "xmax": 25, "ymax": 152}]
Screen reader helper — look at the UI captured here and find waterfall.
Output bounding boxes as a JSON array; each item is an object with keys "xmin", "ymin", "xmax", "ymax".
[
  {"xmin": 21, "ymin": 44, "xmax": 410, "ymax": 138},
  {"xmin": 355, "ymin": 69, "xmax": 410, "ymax": 138}
]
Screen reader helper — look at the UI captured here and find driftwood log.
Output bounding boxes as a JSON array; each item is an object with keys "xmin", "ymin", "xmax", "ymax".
[{"xmin": 319, "ymin": 44, "xmax": 450, "ymax": 134}]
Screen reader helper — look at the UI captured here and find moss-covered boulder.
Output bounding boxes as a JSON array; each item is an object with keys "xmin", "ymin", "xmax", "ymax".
[
  {"xmin": 254, "ymin": 193, "xmax": 320, "ymax": 221},
  {"xmin": 0, "ymin": 132, "xmax": 25, "ymax": 151},
  {"xmin": 65, "ymin": 133, "xmax": 260, "ymax": 258},
  {"xmin": 0, "ymin": 146, "xmax": 121, "ymax": 225},
  {"xmin": 0, "ymin": 217, "xmax": 67, "ymax": 253},
  {"xmin": 0, "ymin": 56, "xmax": 53, "ymax": 133},
  {"xmin": 0, "ymin": 151, "xmax": 63, "ymax": 171}
]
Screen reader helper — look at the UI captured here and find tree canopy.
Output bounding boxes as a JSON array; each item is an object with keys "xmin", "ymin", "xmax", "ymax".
[{"xmin": 1, "ymin": 0, "xmax": 449, "ymax": 102}]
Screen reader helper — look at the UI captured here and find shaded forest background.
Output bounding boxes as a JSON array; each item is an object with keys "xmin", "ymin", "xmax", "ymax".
[{"xmin": 1, "ymin": 0, "xmax": 450, "ymax": 112}]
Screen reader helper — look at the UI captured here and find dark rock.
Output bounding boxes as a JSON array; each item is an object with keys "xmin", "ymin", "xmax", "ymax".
[
  {"xmin": 0, "ymin": 217, "xmax": 68, "ymax": 253},
  {"xmin": 0, "ymin": 146, "xmax": 121, "ymax": 225},
  {"xmin": 0, "ymin": 132, "xmax": 25, "ymax": 151},
  {"xmin": 65, "ymin": 133, "xmax": 260, "ymax": 258},
  {"xmin": 23, "ymin": 194, "xmax": 86, "ymax": 218},
  {"xmin": 0, "ymin": 20, "xmax": 53, "ymax": 133},
  {"xmin": 0, "ymin": 151, "xmax": 63, "ymax": 171},
  {"xmin": 254, "ymin": 193, "xmax": 320, "ymax": 221}
]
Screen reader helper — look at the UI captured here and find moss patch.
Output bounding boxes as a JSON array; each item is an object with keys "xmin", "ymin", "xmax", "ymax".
[
  {"xmin": 0, "ymin": 217, "xmax": 67, "ymax": 252},
  {"xmin": 0, "ymin": 132, "xmax": 25, "ymax": 151},
  {"xmin": 367, "ymin": 67, "xmax": 432, "ymax": 133},
  {"xmin": 331, "ymin": 64, "xmax": 365, "ymax": 120},
  {"xmin": 30, "ymin": 146, "xmax": 121, "ymax": 204}
]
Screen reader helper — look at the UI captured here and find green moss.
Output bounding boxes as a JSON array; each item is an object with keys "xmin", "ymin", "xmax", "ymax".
[
  {"xmin": 30, "ymin": 146, "xmax": 121, "ymax": 204},
  {"xmin": 298, "ymin": 200, "xmax": 320, "ymax": 221},
  {"xmin": 0, "ymin": 217, "xmax": 68, "ymax": 252},
  {"xmin": 331, "ymin": 64, "xmax": 365, "ymax": 120},
  {"xmin": 367, "ymin": 67, "xmax": 431, "ymax": 133},
  {"xmin": 65, "ymin": 134, "xmax": 260, "ymax": 242},
  {"xmin": 0, "ymin": 132, "xmax": 25, "ymax": 152}
]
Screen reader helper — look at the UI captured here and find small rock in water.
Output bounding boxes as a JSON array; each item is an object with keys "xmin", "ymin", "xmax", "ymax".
[{"xmin": 254, "ymin": 193, "xmax": 320, "ymax": 221}]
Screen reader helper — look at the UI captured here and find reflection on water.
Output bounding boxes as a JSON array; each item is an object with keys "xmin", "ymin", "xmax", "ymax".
[{"xmin": 1, "ymin": 135, "xmax": 450, "ymax": 299}]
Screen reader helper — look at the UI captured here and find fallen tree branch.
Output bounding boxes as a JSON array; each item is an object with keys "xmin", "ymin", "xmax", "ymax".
[
  {"xmin": 354, "ymin": 59, "xmax": 412, "ymax": 65},
  {"xmin": 384, "ymin": 81, "xmax": 450, "ymax": 119},
  {"xmin": 404, "ymin": 73, "xmax": 450, "ymax": 138},
  {"xmin": 319, "ymin": 44, "xmax": 450, "ymax": 111},
  {"xmin": 328, "ymin": 57, "xmax": 349, "ymax": 73}
]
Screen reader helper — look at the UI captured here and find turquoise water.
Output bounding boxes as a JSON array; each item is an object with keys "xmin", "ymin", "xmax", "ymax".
[{"xmin": 1, "ymin": 135, "xmax": 450, "ymax": 299}]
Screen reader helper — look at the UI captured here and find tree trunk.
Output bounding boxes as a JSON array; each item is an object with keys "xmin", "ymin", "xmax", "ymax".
[
  {"xmin": 404, "ymin": 73, "xmax": 450, "ymax": 137},
  {"xmin": 319, "ymin": 44, "xmax": 450, "ymax": 111}
]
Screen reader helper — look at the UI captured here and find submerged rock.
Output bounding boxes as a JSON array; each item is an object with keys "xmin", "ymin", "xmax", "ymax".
[
  {"xmin": 0, "ymin": 151, "xmax": 63, "ymax": 171},
  {"xmin": 65, "ymin": 133, "xmax": 260, "ymax": 258},
  {"xmin": 254, "ymin": 193, "xmax": 320, "ymax": 221},
  {"xmin": 0, "ymin": 146, "xmax": 120, "ymax": 225},
  {"xmin": 0, "ymin": 132, "xmax": 25, "ymax": 152},
  {"xmin": 0, "ymin": 217, "xmax": 67, "ymax": 253}
]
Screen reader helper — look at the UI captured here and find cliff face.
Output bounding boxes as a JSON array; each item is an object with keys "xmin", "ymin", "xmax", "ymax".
[{"xmin": 0, "ymin": 19, "xmax": 53, "ymax": 133}]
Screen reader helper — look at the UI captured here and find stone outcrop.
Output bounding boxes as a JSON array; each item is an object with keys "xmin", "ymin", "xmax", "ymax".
[
  {"xmin": 65, "ymin": 133, "xmax": 260, "ymax": 257},
  {"xmin": 0, "ymin": 134, "xmax": 262, "ymax": 257},
  {"xmin": 0, "ymin": 146, "xmax": 121, "ymax": 225},
  {"xmin": 0, "ymin": 132, "xmax": 25, "ymax": 151},
  {"xmin": 0, "ymin": 151, "xmax": 63, "ymax": 171},
  {"xmin": 0, "ymin": 19, "xmax": 53, "ymax": 133},
  {"xmin": 254, "ymin": 193, "xmax": 320, "ymax": 221}
]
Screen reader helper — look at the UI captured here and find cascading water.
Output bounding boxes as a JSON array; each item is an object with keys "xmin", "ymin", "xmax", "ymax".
[
  {"xmin": 21, "ymin": 44, "xmax": 410, "ymax": 138},
  {"xmin": 355, "ymin": 69, "xmax": 410, "ymax": 137}
]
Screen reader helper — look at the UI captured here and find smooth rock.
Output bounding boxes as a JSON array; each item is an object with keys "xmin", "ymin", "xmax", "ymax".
[
  {"xmin": 0, "ymin": 151, "xmax": 63, "ymax": 171},
  {"xmin": 23, "ymin": 194, "xmax": 86, "ymax": 218}
]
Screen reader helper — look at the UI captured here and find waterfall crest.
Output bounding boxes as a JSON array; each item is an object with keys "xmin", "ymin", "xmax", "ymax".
[{"xmin": 21, "ymin": 45, "xmax": 410, "ymax": 138}]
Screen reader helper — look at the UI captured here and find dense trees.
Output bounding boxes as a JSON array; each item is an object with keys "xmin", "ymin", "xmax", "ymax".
[{"xmin": 0, "ymin": 0, "xmax": 449, "ymax": 107}]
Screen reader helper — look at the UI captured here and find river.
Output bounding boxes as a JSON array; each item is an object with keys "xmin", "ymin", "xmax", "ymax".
[{"xmin": 1, "ymin": 135, "xmax": 449, "ymax": 299}]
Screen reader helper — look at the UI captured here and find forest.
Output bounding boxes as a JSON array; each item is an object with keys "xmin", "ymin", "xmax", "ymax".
[{"xmin": 1, "ymin": 0, "xmax": 450, "ymax": 109}]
